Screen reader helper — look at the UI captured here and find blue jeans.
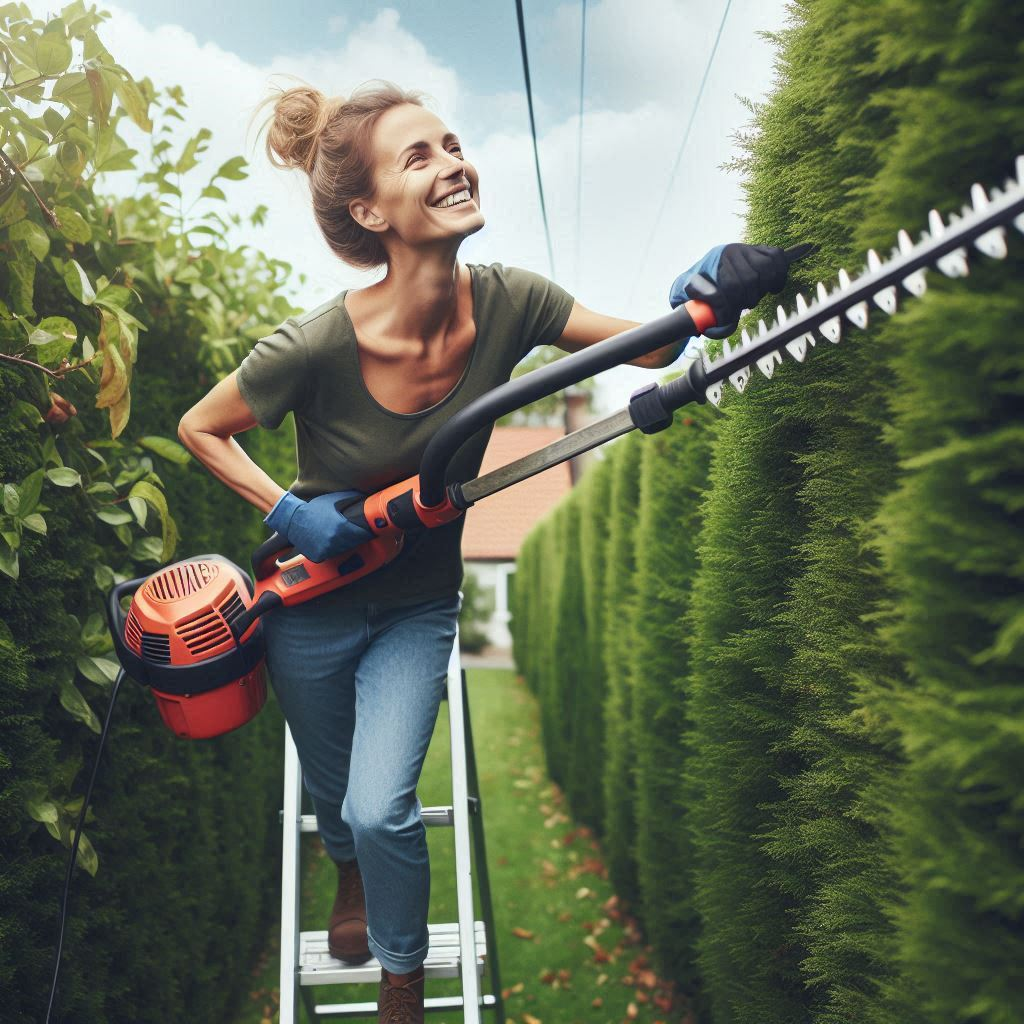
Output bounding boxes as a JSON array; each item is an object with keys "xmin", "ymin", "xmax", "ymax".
[{"xmin": 260, "ymin": 590, "xmax": 463, "ymax": 973}]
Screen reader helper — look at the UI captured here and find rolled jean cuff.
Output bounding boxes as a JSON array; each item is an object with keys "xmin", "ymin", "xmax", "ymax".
[{"xmin": 367, "ymin": 928, "xmax": 428, "ymax": 974}]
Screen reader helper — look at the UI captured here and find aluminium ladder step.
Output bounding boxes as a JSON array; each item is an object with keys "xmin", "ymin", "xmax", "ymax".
[
  {"xmin": 299, "ymin": 921, "xmax": 488, "ymax": 985},
  {"xmin": 281, "ymin": 806, "xmax": 456, "ymax": 829},
  {"xmin": 308, "ymin": 995, "xmax": 498, "ymax": 1018}
]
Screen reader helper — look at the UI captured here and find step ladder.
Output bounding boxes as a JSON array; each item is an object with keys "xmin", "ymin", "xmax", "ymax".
[{"xmin": 277, "ymin": 611, "xmax": 504, "ymax": 1022}]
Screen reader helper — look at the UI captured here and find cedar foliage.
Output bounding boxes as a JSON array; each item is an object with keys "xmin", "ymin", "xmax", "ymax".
[
  {"xmin": 566, "ymin": 460, "xmax": 613, "ymax": 830},
  {"xmin": 628, "ymin": 406, "xmax": 713, "ymax": 994},
  {"xmin": 599, "ymin": 431, "xmax": 646, "ymax": 908},
  {"xmin": 512, "ymin": 3, "xmax": 1024, "ymax": 1021}
]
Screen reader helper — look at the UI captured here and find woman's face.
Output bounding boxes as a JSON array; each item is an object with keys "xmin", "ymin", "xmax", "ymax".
[{"xmin": 351, "ymin": 103, "xmax": 484, "ymax": 250}]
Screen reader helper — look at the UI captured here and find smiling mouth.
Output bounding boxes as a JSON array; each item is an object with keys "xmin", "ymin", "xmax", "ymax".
[{"xmin": 430, "ymin": 187, "xmax": 476, "ymax": 210}]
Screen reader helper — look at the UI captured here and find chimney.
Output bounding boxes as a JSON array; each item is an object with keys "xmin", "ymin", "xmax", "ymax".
[{"xmin": 563, "ymin": 387, "xmax": 594, "ymax": 486}]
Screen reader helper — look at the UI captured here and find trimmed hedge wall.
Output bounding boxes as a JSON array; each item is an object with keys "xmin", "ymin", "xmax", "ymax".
[{"xmin": 509, "ymin": 1, "xmax": 1024, "ymax": 1021}]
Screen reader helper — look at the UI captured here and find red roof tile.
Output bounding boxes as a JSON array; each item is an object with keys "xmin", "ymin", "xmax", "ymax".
[{"xmin": 461, "ymin": 426, "xmax": 573, "ymax": 560}]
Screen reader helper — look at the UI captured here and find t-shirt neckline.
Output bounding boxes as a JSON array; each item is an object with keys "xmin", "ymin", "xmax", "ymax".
[{"xmin": 339, "ymin": 263, "xmax": 480, "ymax": 420}]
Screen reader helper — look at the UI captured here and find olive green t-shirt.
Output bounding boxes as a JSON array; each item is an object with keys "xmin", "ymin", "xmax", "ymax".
[{"xmin": 236, "ymin": 261, "xmax": 575, "ymax": 610}]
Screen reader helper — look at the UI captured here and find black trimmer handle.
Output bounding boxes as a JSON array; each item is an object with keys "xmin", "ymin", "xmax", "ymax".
[
  {"xmin": 251, "ymin": 531, "xmax": 296, "ymax": 582},
  {"xmin": 105, "ymin": 574, "xmax": 149, "ymax": 686}
]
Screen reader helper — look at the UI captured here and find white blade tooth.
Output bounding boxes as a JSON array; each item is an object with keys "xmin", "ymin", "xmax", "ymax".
[
  {"xmin": 816, "ymin": 281, "xmax": 829, "ymax": 304},
  {"xmin": 756, "ymin": 349, "xmax": 782, "ymax": 379},
  {"xmin": 975, "ymin": 225, "xmax": 1008, "ymax": 259},
  {"xmin": 928, "ymin": 208, "xmax": 946, "ymax": 237},
  {"xmin": 936, "ymin": 246, "xmax": 969, "ymax": 277},
  {"xmin": 796, "ymin": 292, "xmax": 809, "ymax": 316},
  {"xmin": 705, "ymin": 382, "xmax": 723, "ymax": 406},
  {"xmin": 902, "ymin": 268, "xmax": 927, "ymax": 297},
  {"xmin": 776, "ymin": 304, "xmax": 788, "ymax": 325},
  {"xmin": 846, "ymin": 300, "xmax": 869, "ymax": 329},
  {"xmin": 728, "ymin": 366, "xmax": 750, "ymax": 393},
  {"xmin": 741, "ymin": 328, "xmax": 752, "ymax": 348},
  {"xmin": 1016, "ymin": 155, "xmax": 1024, "ymax": 187},
  {"xmin": 867, "ymin": 248, "xmax": 882, "ymax": 273},
  {"xmin": 785, "ymin": 336, "xmax": 807, "ymax": 361},
  {"xmin": 1015, "ymin": 210, "xmax": 1024, "ymax": 235},
  {"xmin": 837, "ymin": 267, "xmax": 853, "ymax": 290},
  {"xmin": 819, "ymin": 316, "xmax": 842, "ymax": 343},
  {"xmin": 757, "ymin": 318, "xmax": 769, "ymax": 337},
  {"xmin": 971, "ymin": 182, "xmax": 990, "ymax": 212},
  {"xmin": 723, "ymin": 338, "xmax": 733, "ymax": 357},
  {"xmin": 873, "ymin": 284, "xmax": 898, "ymax": 314},
  {"xmin": 897, "ymin": 228, "xmax": 915, "ymax": 255}
]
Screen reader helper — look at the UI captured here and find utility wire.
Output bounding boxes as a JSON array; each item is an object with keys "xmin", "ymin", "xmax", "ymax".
[
  {"xmin": 514, "ymin": 0, "xmax": 556, "ymax": 280},
  {"xmin": 625, "ymin": 0, "xmax": 733, "ymax": 311},
  {"xmin": 575, "ymin": 0, "xmax": 587, "ymax": 294}
]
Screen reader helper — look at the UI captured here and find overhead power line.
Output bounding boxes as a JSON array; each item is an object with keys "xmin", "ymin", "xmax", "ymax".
[
  {"xmin": 575, "ymin": 0, "xmax": 587, "ymax": 294},
  {"xmin": 514, "ymin": 0, "xmax": 557, "ymax": 280},
  {"xmin": 625, "ymin": 0, "xmax": 734, "ymax": 311}
]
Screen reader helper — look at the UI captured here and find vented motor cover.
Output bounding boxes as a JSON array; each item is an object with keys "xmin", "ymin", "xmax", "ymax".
[{"xmin": 109, "ymin": 554, "xmax": 267, "ymax": 740}]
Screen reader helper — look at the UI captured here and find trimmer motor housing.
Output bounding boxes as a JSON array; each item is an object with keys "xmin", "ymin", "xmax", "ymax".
[{"xmin": 106, "ymin": 554, "xmax": 267, "ymax": 740}]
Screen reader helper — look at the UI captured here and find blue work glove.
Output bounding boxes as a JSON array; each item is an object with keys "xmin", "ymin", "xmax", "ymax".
[
  {"xmin": 264, "ymin": 489, "xmax": 374, "ymax": 563},
  {"xmin": 669, "ymin": 242, "xmax": 792, "ymax": 339}
]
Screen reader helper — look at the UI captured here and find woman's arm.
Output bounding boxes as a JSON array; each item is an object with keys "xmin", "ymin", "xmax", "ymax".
[
  {"xmin": 177, "ymin": 370, "xmax": 288, "ymax": 515},
  {"xmin": 551, "ymin": 301, "xmax": 685, "ymax": 370}
]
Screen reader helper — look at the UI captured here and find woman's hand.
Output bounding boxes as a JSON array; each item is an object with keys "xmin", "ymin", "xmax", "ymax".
[
  {"xmin": 669, "ymin": 242, "xmax": 793, "ymax": 339},
  {"xmin": 264, "ymin": 489, "xmax": 375, "ymax": 563}
]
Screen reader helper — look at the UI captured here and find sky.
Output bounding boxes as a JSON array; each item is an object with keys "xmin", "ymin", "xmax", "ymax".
[{"xmin": 25, "ymin": 0, "xmax": 792, "ymax": 414}]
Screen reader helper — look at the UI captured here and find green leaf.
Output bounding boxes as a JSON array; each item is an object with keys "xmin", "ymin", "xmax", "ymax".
[
  {"xmin": 76, "ymin": 654, "xmax": 119, "ymax": 685},
  {"xmin": 29, "ymin": 315, "xmax": 77, "ymax": 365},
  {"xmin": 9, "ymin": 218, "xmax": 51, "ymax": 262},
  {"xmin": 17, "ymin": 469, "xmax": 44, "ymax": 515},
  {"xmin": 131, "ymin": 534, "xmax": 164, "ymax": 564},
  {"xmin": 127, "ymin": 494, "xmax": 147, "ymax": 527},
  {"xmin": 213, "ymin": 155, "xmax": 248, "ymax": 181},
  {"xmin": 25, "ymin": 796, "xmax": 59, "ymax": 826},
  {"xmin": 129, "ymin": 479, "xmax": 177, "ymax": 561},
  {"xmin": 34, "ymin": 30, "xmax": 73, "ymax": 76},
  {"xmin": 3, "ymin": 484, "xmax": 19, "ymax": 515},
  {"xmin": 53, "ymin": 204, "xmax": 92, "ymax": 244},
  {"xmin": 96, "ymin": 506, "xmax": 133, "ymax": 525},
  {"xmin": 63, "ymin": 258, "xmax": 96, "ymax": 305},
  {"xmin": 68, "ymin": 828, "xmax": 99, "ymax": 876},
  {"xmin": 136, "ymin": 435, "xmax": 190, "ymax": 465},
  {"xmin": 93, "ymin": 563, "xmax": 115, "ymax": 591},
  {"xmin": 58, "ymin": 676, "xmax": 101, "ymax": 734},
  {"xmin": 21, "ymin": 513, "xmax": 46, "ymax": 534},
  {"xmin": 46, "ymin": 467, "xmax": 81, "ymax": 487}
]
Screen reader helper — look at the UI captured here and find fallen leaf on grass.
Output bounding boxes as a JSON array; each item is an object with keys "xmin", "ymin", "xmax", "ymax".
[
  {"xmin": 502, "ymin": 981, "xmax": 525, "ymax": 998},
  {"xmin": 591, "ymin": 997, "xmax": 603, "ymax": 1008},
  {"xmin": 512, "ymin": 927, "xmax": 535, "ymax": 940},
  {"xmin": 575, "ymin": 886, "xmax": 593, "ymax": 900},
  {"xmin": 523, "ymin": 1014, "xmax": 543, "ymax": 1024},
  {"xmin": 626, "ymin": 1001, "xmax": 639, "ymax": 1019},
  {"xmin": 556, "ymin": 910, "xmax": 573, "ymax": 923},
  {"xmin": 541, "ymin": 859, "xmax": 558, "ymax": 878}
]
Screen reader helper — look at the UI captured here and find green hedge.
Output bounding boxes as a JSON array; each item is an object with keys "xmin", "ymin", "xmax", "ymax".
[
  {"xmin": 511, "ymin": 1, "xmax": 1024, "ymax": 1020},
  {"xmin": 1, "ymin": 8, "xmax": 304, "ymax": 1021}
]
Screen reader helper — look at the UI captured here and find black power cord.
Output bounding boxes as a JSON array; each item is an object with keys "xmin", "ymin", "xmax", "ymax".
[{"xmin": 44, "ymin": 667, "xmax": 126, "ymax": 1024}]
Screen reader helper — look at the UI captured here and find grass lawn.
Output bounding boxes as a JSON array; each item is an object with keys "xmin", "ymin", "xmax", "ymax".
[{"xmin": 234, "ymin": 667, "xmax": 693, "ymax": 1024}]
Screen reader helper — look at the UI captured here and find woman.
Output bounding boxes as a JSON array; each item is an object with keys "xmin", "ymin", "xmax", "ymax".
[{"xmin": 177, "ymin": 78, "xmax": 794, "ymax": 1023}]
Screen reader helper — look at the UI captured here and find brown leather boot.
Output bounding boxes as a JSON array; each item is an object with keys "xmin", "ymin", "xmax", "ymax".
[
  {"xmin": 327, "ymin": 857, "xmax": 371, "ymax": 965},
  {"xmin": 377, "ymin": 965, "xmax": 425, "ymax": 1023}
]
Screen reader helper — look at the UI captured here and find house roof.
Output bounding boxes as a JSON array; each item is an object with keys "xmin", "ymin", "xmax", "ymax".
[{"xmin": 461, "ymin": 426, "xmax": 573, "ymax": 560}]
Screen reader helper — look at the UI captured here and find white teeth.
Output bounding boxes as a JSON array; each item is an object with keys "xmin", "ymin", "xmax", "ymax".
[{"xmin": 433, "ymin": 189, "xmax": 472, "ymax": 208}]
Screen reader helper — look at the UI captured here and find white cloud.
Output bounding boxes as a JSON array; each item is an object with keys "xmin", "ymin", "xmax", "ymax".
[{"xmin": 20, "ymin": 0, "xmax": 790, "ymax": 414}]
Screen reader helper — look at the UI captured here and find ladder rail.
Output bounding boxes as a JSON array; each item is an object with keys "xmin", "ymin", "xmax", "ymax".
[{"xmin": 446, "ymin": 621, "xmax": 483, "ymax": 1022}]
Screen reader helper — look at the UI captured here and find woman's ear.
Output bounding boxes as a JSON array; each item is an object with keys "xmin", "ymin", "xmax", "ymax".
[{"xmin": 350, "ymin": 200, "xmax": 386, "ymax": 231}]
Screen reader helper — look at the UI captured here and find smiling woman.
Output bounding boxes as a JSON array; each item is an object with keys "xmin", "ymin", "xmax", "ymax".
[{"xmin": 174, "ymin": 75, "xmax": 591, "ymax": 1024}]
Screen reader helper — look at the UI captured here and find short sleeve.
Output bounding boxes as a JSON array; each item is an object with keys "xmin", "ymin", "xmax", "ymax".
[
  {"xmin": 504, "ymin": 266, "xmax": 576, "ymax": 360},
  {"xmin": 236, "ymin": 321, "xmax": 310, "ymax": 430}
]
